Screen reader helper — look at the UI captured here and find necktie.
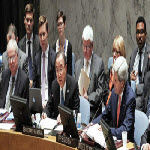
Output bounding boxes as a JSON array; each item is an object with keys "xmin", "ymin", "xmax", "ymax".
[
  {"xmin": 138, "ymin": 51, "xmax": 142, "ymax": 84},
  {"xmin": 28, "ymin": 41, "xmax": 32, "ymax": 80},
  {"xmin": 85, "ymin": 61, "xmax": 89, "ymax": 74},
  {"xmin": 61, "ymin": 89, "xmax": 64, "ymax": 105},
  {"xmin": 117, "ymin": 95, "xmax": 121, "ymax": 127},
  {"xmin": 5, "ymin": 77, "xmax": 15, "ymax": 112},
  {"xmin": 42, "ymin": 53, "xmax": 45, "ymax": 102}
]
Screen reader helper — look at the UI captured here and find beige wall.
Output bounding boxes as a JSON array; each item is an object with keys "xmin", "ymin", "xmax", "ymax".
[{"xmin": 40, "ymin": 0, "xmax": 150, "ymax": 71}]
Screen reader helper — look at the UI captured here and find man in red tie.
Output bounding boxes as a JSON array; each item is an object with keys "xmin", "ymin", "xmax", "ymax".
[{"xmin": 91, "ymin": 56, "xmax": 136, "ymax": 142}]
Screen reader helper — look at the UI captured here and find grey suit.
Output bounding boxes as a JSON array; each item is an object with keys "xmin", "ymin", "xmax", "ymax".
[
  {"xmin": 18, "ymin": 34, "xmax": 40, "ymax": 63},
  {"xmin": 75, "ymin": 53, "xmax": 105, "ymax": 121},
  {"xmin": 129, "ymin": 43, "xmax": 150, "ymax": 83},
  {"xmin": 2, "ymin": 49, "xmax": 28, "ymax": 74}
]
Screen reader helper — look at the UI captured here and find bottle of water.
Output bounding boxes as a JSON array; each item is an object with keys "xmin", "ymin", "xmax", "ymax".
[
  {"xmin": 77, "ymin": 113, "xmax": 81, "ymax": 130},
  {"xmin": 73, "ymin": 110, "xmax": 76, "ymax": 124}
]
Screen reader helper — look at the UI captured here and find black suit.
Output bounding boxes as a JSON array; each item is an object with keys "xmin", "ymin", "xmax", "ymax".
[
  {"xmin": 44, "ymin": 74, "xmax": 80, "ymax": 119},
  {"xmin": 53, "ymin": 40, "xmax": 72, "ymax": 76},
  {"xmin": 0, "ymin": 67, "xmax": 29, "ymax": 108},
  {"xmin": 18, "ymin": 34, "xmax": 40, "ymax": 63},
  {"xmin": 33, "ymin": 46, "xmax": 56, "ymax": 96},
  {"xmin": 141, "ymin": 124, "xmax": 150, "ymax": 146}
]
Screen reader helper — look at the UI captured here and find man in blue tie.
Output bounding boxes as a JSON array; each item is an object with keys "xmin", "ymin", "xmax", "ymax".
[{"xmin": 43, "ymin": 51, "xmax": 80, "ymax": 122}]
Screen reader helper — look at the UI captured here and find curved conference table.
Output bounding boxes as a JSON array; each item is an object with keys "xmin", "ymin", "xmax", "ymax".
[{"xmin": 0, "ymin": 129, "xmax": 76, "ymax": 150}]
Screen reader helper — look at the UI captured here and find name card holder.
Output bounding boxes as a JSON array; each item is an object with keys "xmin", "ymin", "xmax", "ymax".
[
  {"xmin": 78, "ymin": 141, "xmax": 102, "ymax": 150},
  {"xmin": 22, "ymin": 125, "xmax": 44, "ymax": 138},
  {"xmin": 56, "ymin": 134, "xmax": 78, "ymax": 148}
]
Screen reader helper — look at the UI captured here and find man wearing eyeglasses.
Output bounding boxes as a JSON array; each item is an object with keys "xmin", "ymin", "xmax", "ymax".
[
  {"xmin": 42, "ymin": 51, "xmax": 79, "ymax": 121},
  {"xmin": 129, "ymin": 16, "xmax": 150, "ymax": 111},
  {"xmin": 2, "ymin": 24, "xmax": 28, "ymax": 74},
  {"xmin": 75, "ymin": 25, "xmax": 105, "ymax": 121},
  {"xmin": 0, "ymin": 39, "xmax": 29, "ymax": 112},
  {"xmin": 33, "ymin": 15, "xmax": 56, "ymax": 109},
  {"xmin": 18, "ymin": 3, "xmax": 40, "ymax": 88}
]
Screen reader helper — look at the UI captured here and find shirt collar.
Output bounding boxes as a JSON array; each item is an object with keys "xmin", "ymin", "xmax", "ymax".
[
  {"xmin": 138, "ymin": 43, "xmax": 146, "ymax": 53},
  {"xmin": 42, "ymin": 45, "xmax": 49, "ymax": 58},
  {"xmin": 60, "ymin": 80, "xmax": 66, "ymax": 94},
  {"xmin": 11, "ymin": 68, "xmax": 18, "ymax": 82},
  {"xmin": 26, "ymin": 33, "xmax": 33, "ymax": 43},
  {"xmin": 84, "ymin": 52, "xmax": 93, "ymax": 65}
]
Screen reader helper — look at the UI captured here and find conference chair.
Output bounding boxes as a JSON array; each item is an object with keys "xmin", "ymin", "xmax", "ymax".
[
  {"xmin": 79, "ymin": 96, "xmax": 90, "ymax": 125},
  {"xmin": 134, "ymin": 109, "xmax": 149, "ymax": 146}
]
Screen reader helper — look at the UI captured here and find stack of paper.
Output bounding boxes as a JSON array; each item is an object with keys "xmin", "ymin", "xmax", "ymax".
[
  {"xmin": 78, "ymin": 69, "xmax": 90, "ymax": 96},
  {"xmin": 86, "ymin": 124, "xmax": 106, "ymax": 148}
]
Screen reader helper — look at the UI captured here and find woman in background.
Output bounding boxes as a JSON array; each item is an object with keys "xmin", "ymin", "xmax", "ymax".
[
  {"xmin": 106, "ymin": 35, "xmax": 126, "ymax": 105},
  {"xmin": 53, "ymin": 11, "xmax": 72, "ymax": 76}
]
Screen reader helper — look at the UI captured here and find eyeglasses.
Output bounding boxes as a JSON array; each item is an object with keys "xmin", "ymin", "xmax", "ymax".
[
  {"xmin": 56, "ymin": 66, "xmax": 65, "ymax": 75},
  {"xmin": 83, "ymin": 44, "xmax": 91, "ymax": 51},
  {"xmin": 112, "ymin": 50, "xmax": 120, "ymax": 55},
  {"xmin": 8, "ymin": 53, "xmax": 16, "ymax": 63},
  {"xmin": 136, "ymin": 29, "xmax": 145, "ymax": 35},
  {"xmin": 57, "ymin": 22, "xmax": 64, "ymax": 27}
]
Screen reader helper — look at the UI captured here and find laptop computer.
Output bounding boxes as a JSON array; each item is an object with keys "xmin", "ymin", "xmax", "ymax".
[{"xmin": 29, "ymin": 88, "xmax": 42, "ymax": 114}]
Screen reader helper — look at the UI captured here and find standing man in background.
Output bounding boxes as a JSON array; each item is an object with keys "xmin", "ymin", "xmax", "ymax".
[{"xmin": 18, "ymin": 3, "xmax": 40, "ymax": 87}]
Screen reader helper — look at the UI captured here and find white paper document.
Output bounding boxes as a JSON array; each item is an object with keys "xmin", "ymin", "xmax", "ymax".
[
  {"xmin": 0, "ymin": 123, "xmax": 14, "ymax": 130},
  {"xmin": 78, "ymin": 69, "xmax": 90, "ymax": 96},
  {"xmin": 86, "ymin": 124, "xmax": 106, "ymax": 148},
  {"xmin": 40, "ymin": 118, "xmax": 57, "ymax": 129}
]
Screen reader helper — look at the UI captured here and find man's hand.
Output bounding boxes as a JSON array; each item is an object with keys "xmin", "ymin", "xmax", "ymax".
[
  {"xmin": 143, "ymin": 143, "xmax": 150, "ymax": 150},
  {"xmin": 30, "ymin": 80, "xmax": 33, "ymax": 88},
  {"xmin": 83, "ymin": 88, "xmax": 88, "ymax": 100},
  {"xmin": 130, "ymin": 70, "xmax": 138, "ymax": 81},
  {"xmin": 42, "ymin": 112, "xmax": 47, "ymax": 119},
  {"xmin": 57, "ymin": 114, "xmax": 61, "ymax": 124}
]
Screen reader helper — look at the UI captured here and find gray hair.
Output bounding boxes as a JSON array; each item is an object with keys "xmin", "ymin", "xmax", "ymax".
[
  {"xmin": 82, "ymin": 25, "xmax": 93, "ymax": 42},
  {"xmin": 7, "ymin": 39, "xmax": 18, "ymax": 53},
  {"xmin": 7, "ymin": 23, "xmax": 17, "ymax": 40},
  {"xmin": 113, "ymin": 56, "xmax": 128, "ymax": 82}
]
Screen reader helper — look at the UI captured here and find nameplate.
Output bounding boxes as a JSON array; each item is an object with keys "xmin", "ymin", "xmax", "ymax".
[
  {"xmin": 56, "ymin": 134, "xmax": 78, "ymax": 148},
  {"xmin": 22, "ymin": 125, "xmax": 44, "ymax": 138},
  {"xmin": 78, "ymin": 142, "xmax": 102, "ymax": 150}
]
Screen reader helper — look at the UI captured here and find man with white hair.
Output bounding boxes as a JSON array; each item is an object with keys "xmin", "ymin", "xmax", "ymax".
[
  {"xmin": 0, "ymin": 39, "xmax": 29, "ymax": 112},
  {"xmin": 92, "ymin": 56, "xmax": 136, "ymax": 142},
  {"xmin": 75, "ymin": 25, "xmax": 105, "ymax": 121}
]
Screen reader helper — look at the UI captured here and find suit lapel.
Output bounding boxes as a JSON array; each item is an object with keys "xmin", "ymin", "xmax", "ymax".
[
  {"xmin": 23, "ymin": 36, "xmax": 26, "ymax": 53},
  {"xmin": 130, "ymin": 48, "xmax": 138, "ymax": 72},
  {"xmin": 14, "ymin": 67, "xmax": 21, "ymax": 96},
  {"xmin": 65, "ymin": 75, "xmax": 70, "ymax": 106},
  {"xmin": 142, "ymin": 45, "xmax": 148, "ymax": 80},
  {"xmin": 33, "ymin": 34, "xmax": 37, "ymax": 61},
  {"xmin": 89, "ymin": 54, "xmax": 94, "ymax": 80}
]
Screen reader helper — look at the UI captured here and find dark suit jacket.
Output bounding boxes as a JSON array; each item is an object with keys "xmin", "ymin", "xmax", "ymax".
[
  {"xmin": 75, "ymin": 53, "xmax": 105, "ymax": 121},
  {"xmin": 53, "ymin": 40, "xmax": 72, "ymax": 76},
  {"xmin": 93, "ymin": 82, "xmax": 136, "ymax": 142},
  {"xmin": 0, "ymin": 67, "xmax": 29, "ymax": 108},
  {"xmin": 44, "ymin": 74, "xmax": 80, "ymax": 119},
  {"xmin": 129, "ymin": 43, "xmax": 150, "ymax": 83},
  {"xmin": 141, "ymin": 124, "xmax": 150, "ymax": 146},
  {"xmin": 18, "ymin": 34, "xmax": 40, "ymax": 63},
  {"xmin": 33, "ymin": 46, "xmax": 56, "ymax": 96}
]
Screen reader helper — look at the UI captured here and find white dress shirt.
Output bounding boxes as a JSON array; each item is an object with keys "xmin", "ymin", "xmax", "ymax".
[{"xmin": 41, "ymin": 45, "xmax": 49, "ymax": 105}]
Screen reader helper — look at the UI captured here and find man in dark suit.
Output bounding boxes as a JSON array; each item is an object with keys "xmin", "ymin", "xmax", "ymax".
[
  {"xmin": 18, "ymin": 4, "xmax": 40, "ymax": 87},
  {"xmin": 0, "ymin": 39, "xmax": 29, "ymax": 112},
  {"xmin": 129, "ymin": 16, "xmax": 150, "ymax": 110},
  {"xmin": 43, "ymin": 51, "xmax": 80, "ymax": 121},
  {"xmin": 91, "ymin": 57, "xmax": 136, "ymax": 142},
  {"xmin": 141, "ymin": 123, "xmax": 150, "ymax": 150},
  {"xmin": 2, "ymin": 24, "xmax": 28, "ymax": 74},
  {"xmin": 75, "ymin": 25, "xmax": 105, "ymax": 121},
  {"xmin": 33, "ymin": 15, "xmax": 56, "ymax": 108}
]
